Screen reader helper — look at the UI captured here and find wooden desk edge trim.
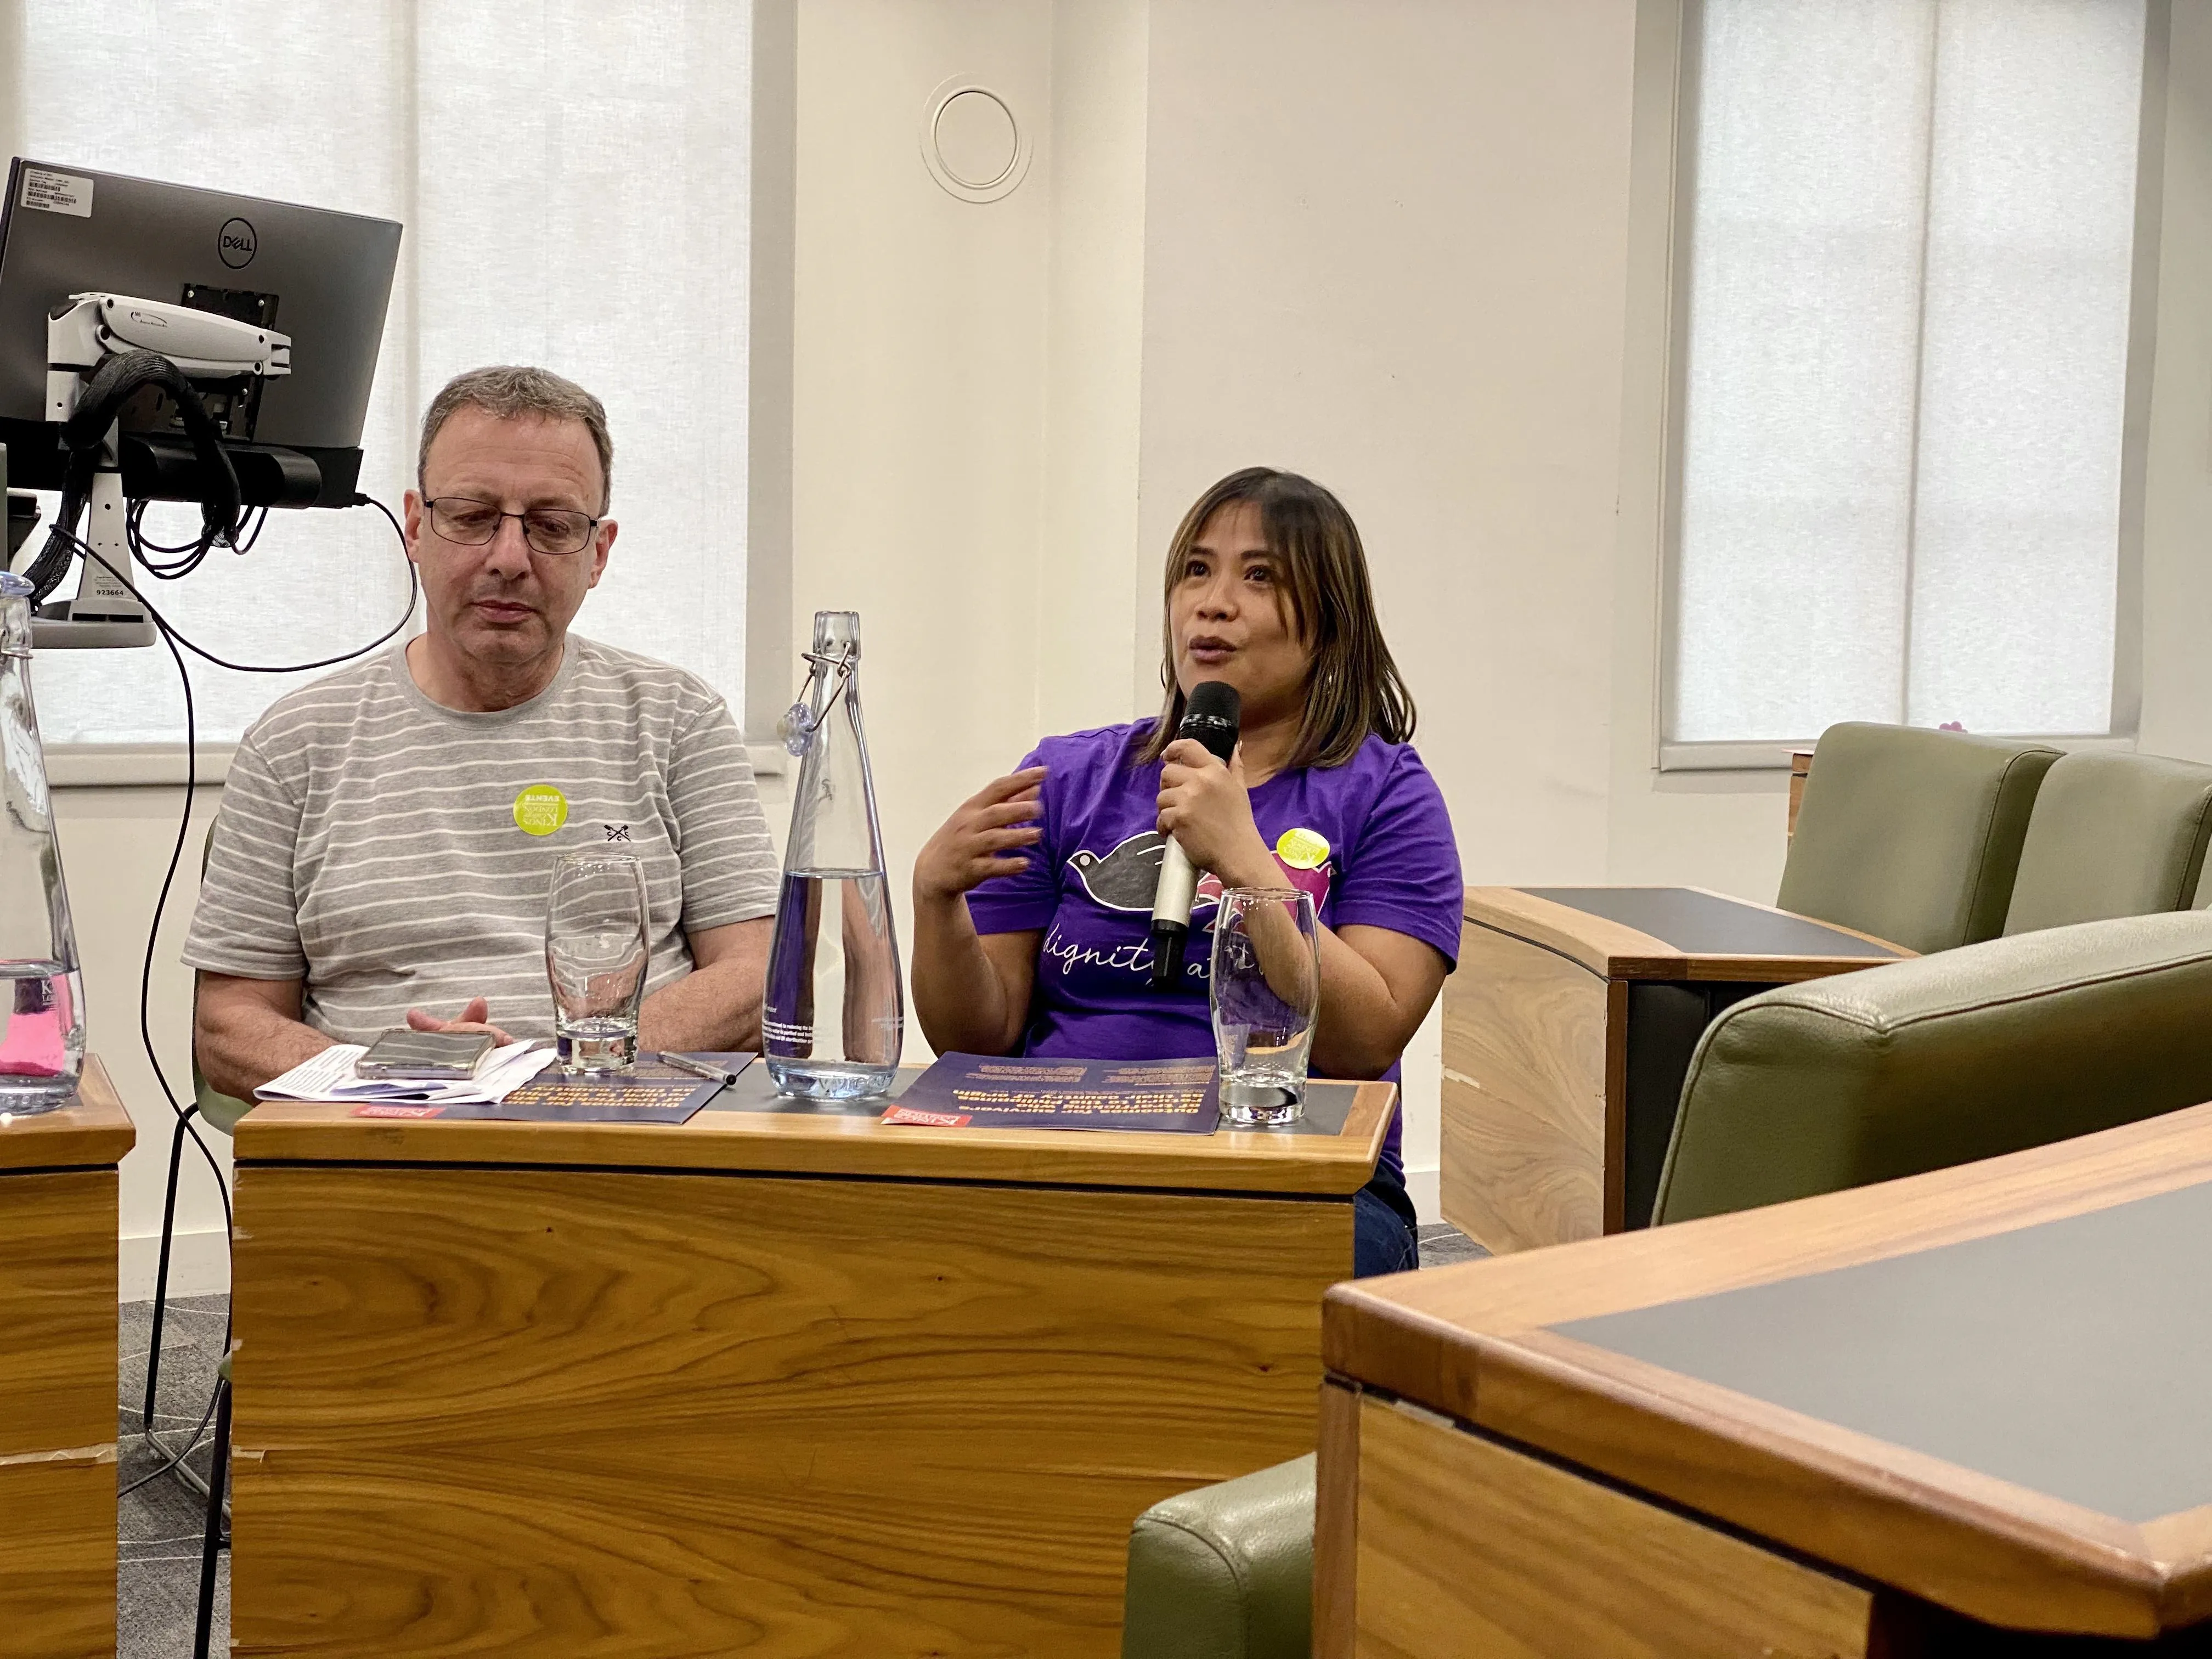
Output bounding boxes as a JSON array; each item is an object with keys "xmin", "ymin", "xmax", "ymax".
[
  {"xmin": 233, "ymin": 1077, "xmax": 1397, "ymax": 1197},
  {"xmin": 1462, "ymin": 896, "xmax": 1910, "ymax": 985},
  {"xmin": 230, "ymin": 1152, "xmax": 1378, "ymax": 1207},
  {"xmin": 0, "ymin": 1056, "xmax": 137, "ymax": 1171},
  {"xmin": 1322, "ymin": 1294, "xmax": 1485, "ymax": 1420},
  {"xmin": 2140, "ymin": 1510, "xmax": 2212, "ymax": 1627},
  {"xmin": 1462, "ymin": 889, "xmax": 1672, "ymax": 978},
  {"xmin": 1330, "ymin": 1103, "xmax": 2212, "ymax": 1346},
  {"xmin": 1472, "ymin": 1330, "xmax": 2167, "ymax": 1635}
]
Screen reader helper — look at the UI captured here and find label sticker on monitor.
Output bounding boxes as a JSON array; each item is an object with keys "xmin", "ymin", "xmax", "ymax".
[{"xmin": 20, "ymin": 168, "xmax": 93, "ymax": 217}]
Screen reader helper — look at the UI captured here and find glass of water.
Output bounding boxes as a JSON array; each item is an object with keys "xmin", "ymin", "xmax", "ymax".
[
  {"xmin": 545, "ymin": 851, "xmax": 650, "ymax": 1074},
  {"xmin": 1210, "ymin": 886, "xmax": 1322, "ymax": 1127}
]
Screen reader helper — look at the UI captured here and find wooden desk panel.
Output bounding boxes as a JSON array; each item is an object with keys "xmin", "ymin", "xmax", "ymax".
[
  {"xmin": 1438, "ymin": 920, "xmax": 1610, "ymax": 1251},
  {"xmin": 1328, "ymin": 1102, "xmax": 2212, "ymax": 1644},
  {"xmin": 0, "ymin": 1058, "xmax": 134, "ymax": 1659},
  {"xmin": 1442, "ymin": 886, "xmax": 1910, "ymax": 1252},
  {"xmin": 231, "ymin": 1080, "xmax": 1391, "ymax": 1657},
  {"xmin": 1352, "ymin": 1394, "xmax": 1876, "ymax": 1659}
]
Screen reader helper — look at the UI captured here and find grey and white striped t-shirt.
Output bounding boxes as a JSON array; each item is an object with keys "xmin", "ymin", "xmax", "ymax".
[{"xmin": 183, "ymin": 635, "xmax": 780, "ymax": 1044}]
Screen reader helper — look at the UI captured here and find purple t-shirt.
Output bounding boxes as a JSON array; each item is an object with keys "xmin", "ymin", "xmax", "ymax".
[{"xmin": 964, "ymin": 721, "xmax": 1463, "ymax": 1181}]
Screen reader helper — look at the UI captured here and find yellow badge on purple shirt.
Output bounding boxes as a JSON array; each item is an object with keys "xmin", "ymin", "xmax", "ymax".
[{"xmin": 1276, "ymin": 827, "xmax": 1330, "ymax": 871}]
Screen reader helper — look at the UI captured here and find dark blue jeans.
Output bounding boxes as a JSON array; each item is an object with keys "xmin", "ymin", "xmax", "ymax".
[{"xmin": 1352, "ymin": 1171, "xmax": 1420, "ymax": 1278}]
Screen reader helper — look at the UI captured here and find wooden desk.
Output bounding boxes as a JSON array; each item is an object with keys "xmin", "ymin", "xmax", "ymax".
[
  {"xmin": 1322, "ymin": 1102, "xmax": 2212, "ymax": 1654},
  {"xmin": 229, "ymin": 1066, "xmax": 1395, "ymax": 1657},
  {"xmin": 0, "ymin": 1057, "xmax": 135, "ymax": 1659},
  {"xmin": 1442, "ymin": 885, "xmax": 1908, "ymax": 1252}
]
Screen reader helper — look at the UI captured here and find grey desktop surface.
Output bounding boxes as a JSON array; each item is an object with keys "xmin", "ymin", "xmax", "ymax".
[
  {"xmin": 700, "ymin": 1063, "xmax": 1361, "ymax": 1137},
  {"xmin": 1554, "ymin": 1181, "xmax": 2212, "ymax": 1523},
  {"xmin": 1519, "ymin": 886, "xmax": 1900, "ymax": 962}
]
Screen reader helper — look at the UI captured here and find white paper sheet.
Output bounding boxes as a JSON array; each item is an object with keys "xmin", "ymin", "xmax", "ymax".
[{"xmin": 256, "ymin": 1040, "xmax": 557, "ymax": 1105}]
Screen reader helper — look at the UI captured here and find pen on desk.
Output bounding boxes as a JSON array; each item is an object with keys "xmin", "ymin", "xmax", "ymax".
[{"xmin": 659, "ymin": 1051, "xmax": 740, "ymax": 1086}]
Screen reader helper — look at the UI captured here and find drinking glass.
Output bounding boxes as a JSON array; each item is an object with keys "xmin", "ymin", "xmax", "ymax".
[
  {"xmin": 1210, "ymin": 887, "xmax": 1321, "ymax": 1126},
  {"xmin": 545, "ymin": 851, "xmax": 650, "ymax": 1074}
]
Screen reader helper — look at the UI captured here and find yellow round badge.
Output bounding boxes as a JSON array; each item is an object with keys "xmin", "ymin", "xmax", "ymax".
[
  {"xmin": 513, "ymin": 784, "xmax": 569, "ymax": 837},
  {"xmin": 1276, "ymin": 827, "xmax": 1331, "ymax": 870}
]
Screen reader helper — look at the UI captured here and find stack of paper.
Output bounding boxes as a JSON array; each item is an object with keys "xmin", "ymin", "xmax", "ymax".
[{"xmin": 255, "ymin": 1040, "xmax": 557, "ymax": 1106}]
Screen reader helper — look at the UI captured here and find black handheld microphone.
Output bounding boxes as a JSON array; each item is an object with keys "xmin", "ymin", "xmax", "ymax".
[{"xmin": 1148, "ymin": 680, "xmax": 1242, "ymax": 989}]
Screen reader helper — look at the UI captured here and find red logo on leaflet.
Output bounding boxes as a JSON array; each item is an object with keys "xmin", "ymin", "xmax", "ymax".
[{"xmin": 881, "ymin": 1105, "xmax": 970, "ymax": 1127}]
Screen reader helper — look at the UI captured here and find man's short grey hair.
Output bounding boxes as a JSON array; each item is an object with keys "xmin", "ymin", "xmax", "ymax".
[{"xmin": 417, "ymin": 365, "xmax": 614, "ymax": 513}]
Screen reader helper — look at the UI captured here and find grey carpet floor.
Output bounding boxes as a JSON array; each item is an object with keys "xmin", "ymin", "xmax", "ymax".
[
  {"xmin": 111, "ymin": 1222, "xmax": 1484, "ymax": 1654},
  {"xmin": 118, "ymin": 1293, "xmax": 228, "ymax": 1659}
]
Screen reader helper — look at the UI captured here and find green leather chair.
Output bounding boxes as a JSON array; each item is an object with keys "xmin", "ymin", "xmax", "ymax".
[
  {"xmin": 2001, "ymin": 751, "xmax": 2212, "ymax": 935},
  {"xmin": 1120, "ymin": 1455, "xmax": 1313, "ymax": 1659},
  {"xmin": 1654, "ymin": 910, "xmax": 2212, "ymax": 1223},
  {"xmin": 1777, "ymin": 723, "xmax": 2060, "ymax": 955},
  {"xmin": 1124, "ymin": 912, "xmax": 2212, "ymax": 1650}
]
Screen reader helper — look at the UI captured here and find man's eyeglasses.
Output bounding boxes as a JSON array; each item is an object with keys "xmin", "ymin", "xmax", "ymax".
[{"xmin": 425, "ymin": 496, "xmax": 600, "ymax": 556}]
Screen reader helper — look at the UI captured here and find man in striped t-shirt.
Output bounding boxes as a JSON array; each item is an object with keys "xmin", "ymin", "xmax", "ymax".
[{"xmin": 184, "ymin": 366, "xmax": 779, "ymax": 1098}]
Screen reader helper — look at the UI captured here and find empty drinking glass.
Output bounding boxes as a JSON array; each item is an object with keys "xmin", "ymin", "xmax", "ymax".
[
  {"xmin": 1210, "ymin": 887, "xmax": 1321, "ymax": 1126},
  {"xmin": 545, "ymin": 851, "xmax": 650, "ymax": 1074}
]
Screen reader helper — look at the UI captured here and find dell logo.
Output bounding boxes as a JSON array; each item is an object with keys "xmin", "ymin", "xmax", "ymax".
[{"xmin": 218, "ymin": 217, "xmax": 257, "ymax": 269}]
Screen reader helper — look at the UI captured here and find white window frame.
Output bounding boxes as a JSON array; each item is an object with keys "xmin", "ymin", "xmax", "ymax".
[{"xmin": 1655, "ymin": 0, "xmax": 2170, "ymax": 773}]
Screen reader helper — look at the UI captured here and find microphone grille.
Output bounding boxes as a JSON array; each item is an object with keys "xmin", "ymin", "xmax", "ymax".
[{"xmin": 1183, "ymin": 680, "xmax": 1241, "ymax": 726}]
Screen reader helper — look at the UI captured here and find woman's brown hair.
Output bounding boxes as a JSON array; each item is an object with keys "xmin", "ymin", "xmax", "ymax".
[{"xmin": 1137, "ymin": 467, "xmax": 1415, "ymax": 771}]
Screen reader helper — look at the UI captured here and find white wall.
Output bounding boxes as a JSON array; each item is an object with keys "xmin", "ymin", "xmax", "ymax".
[
  {"xmin": 790, "ymin": 0, "xmax": 1057, "ymax": 1015},
  {"xmin": 57, "ymin": 0, "xmax": 2212, "ymax": 1281},
  {"xmin": 1132, "ymin": 0, "xmax": 1643, "ymax": 1214},
  {"xmin": 52, "ymin": 785, "xmax": 229, "ymax": 1299}
]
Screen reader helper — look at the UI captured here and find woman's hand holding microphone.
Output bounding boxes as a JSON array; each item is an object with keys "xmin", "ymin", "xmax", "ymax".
[{"xmin": 1156, "ymin": 740, "xmax": 1278, "ymax": 893}]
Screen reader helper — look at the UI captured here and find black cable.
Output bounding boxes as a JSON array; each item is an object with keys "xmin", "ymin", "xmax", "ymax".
[
  {"xmin": 132, "ymin": 502, "xmax": 269, "ymax": 574},
  {"xmin": 61, "ymin": 495, "xmax": 417, "ymax": 673},
  {"xmin": 25, "ymin": 348, "xmax": 247, "ymax": 603},
  {"xmin": 127, "ymin": 499, "xmax": 220, "ymax": 580},
  {"xmin": 101, "ymin": 494, "xmax": 415, "ymax": 1501}
]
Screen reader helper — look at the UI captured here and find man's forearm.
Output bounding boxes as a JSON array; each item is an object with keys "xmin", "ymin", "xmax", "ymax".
[
  {"xmin": 198, "ymin": 1006, "xmax": 334, "ymax": 1102},
  {"xmin": 638, "ymin": 960, "xmax": 763, "ymax": 1053}
]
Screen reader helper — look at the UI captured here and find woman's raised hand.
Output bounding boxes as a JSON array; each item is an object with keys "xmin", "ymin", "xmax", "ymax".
[{"xmin": 915, "ymin": 766, "xmax": 1048, "ymax": 902}]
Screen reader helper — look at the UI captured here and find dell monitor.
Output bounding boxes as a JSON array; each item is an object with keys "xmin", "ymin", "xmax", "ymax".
[{"xmin": 0, "ymin": 158, "xmax": 402, "ymax": 509}]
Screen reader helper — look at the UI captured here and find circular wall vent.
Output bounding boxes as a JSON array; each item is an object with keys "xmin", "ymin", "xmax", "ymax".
[{"xmin": 920, "ymin": 79, "xmax": 1031, "ymax": 204}]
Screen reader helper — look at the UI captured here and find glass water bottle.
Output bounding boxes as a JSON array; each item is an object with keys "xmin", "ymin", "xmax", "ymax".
[
  {"xmin": 763, "ymin": 611, "xmax": 904, "ymax": 1098},
  {"xmin": 0, "ymin": 571, "xmax": 84, "ymax": 1110}
]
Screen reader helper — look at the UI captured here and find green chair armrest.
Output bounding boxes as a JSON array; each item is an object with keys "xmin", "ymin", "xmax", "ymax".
[
  {"xmin": 1121, "ymin": 1455, "xmax": 1313, "ymax": 1659},
  {"xmin": 194, "ymin": 1073, "xmax": 253, "ymax": 1137},
  {"xmin": 1655, "ymin": 911, "xmax": 2212, "ymax": 1223}
]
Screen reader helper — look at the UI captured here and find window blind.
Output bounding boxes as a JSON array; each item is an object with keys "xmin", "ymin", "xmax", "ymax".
[
  {"xmin": 13, "ymin": 0, "xmax": 752, "ymax": 747},
  {"xmin": 1669, "ymin": 0, "xmax": 2148, "ymax": 748}
]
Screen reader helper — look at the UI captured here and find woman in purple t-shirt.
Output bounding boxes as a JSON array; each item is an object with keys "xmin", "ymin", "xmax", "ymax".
[{"xmin": 911, "ymin": 468, "xmax": 1463, "ymax": 1276}]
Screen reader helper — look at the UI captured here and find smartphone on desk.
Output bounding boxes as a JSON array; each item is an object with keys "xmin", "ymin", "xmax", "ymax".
[{"xmin": 356, "ymin": 1028, "xmax": 498, "ymax": 1080}]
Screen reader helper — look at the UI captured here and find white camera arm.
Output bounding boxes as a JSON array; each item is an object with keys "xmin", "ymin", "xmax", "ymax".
[
  {"xmin": 45, "ymin": 291, "xmax": 290, "ymax": 420},
  {"xmin": 19, "ymin": 294, "xmax": 294, "ymax": 646}
]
